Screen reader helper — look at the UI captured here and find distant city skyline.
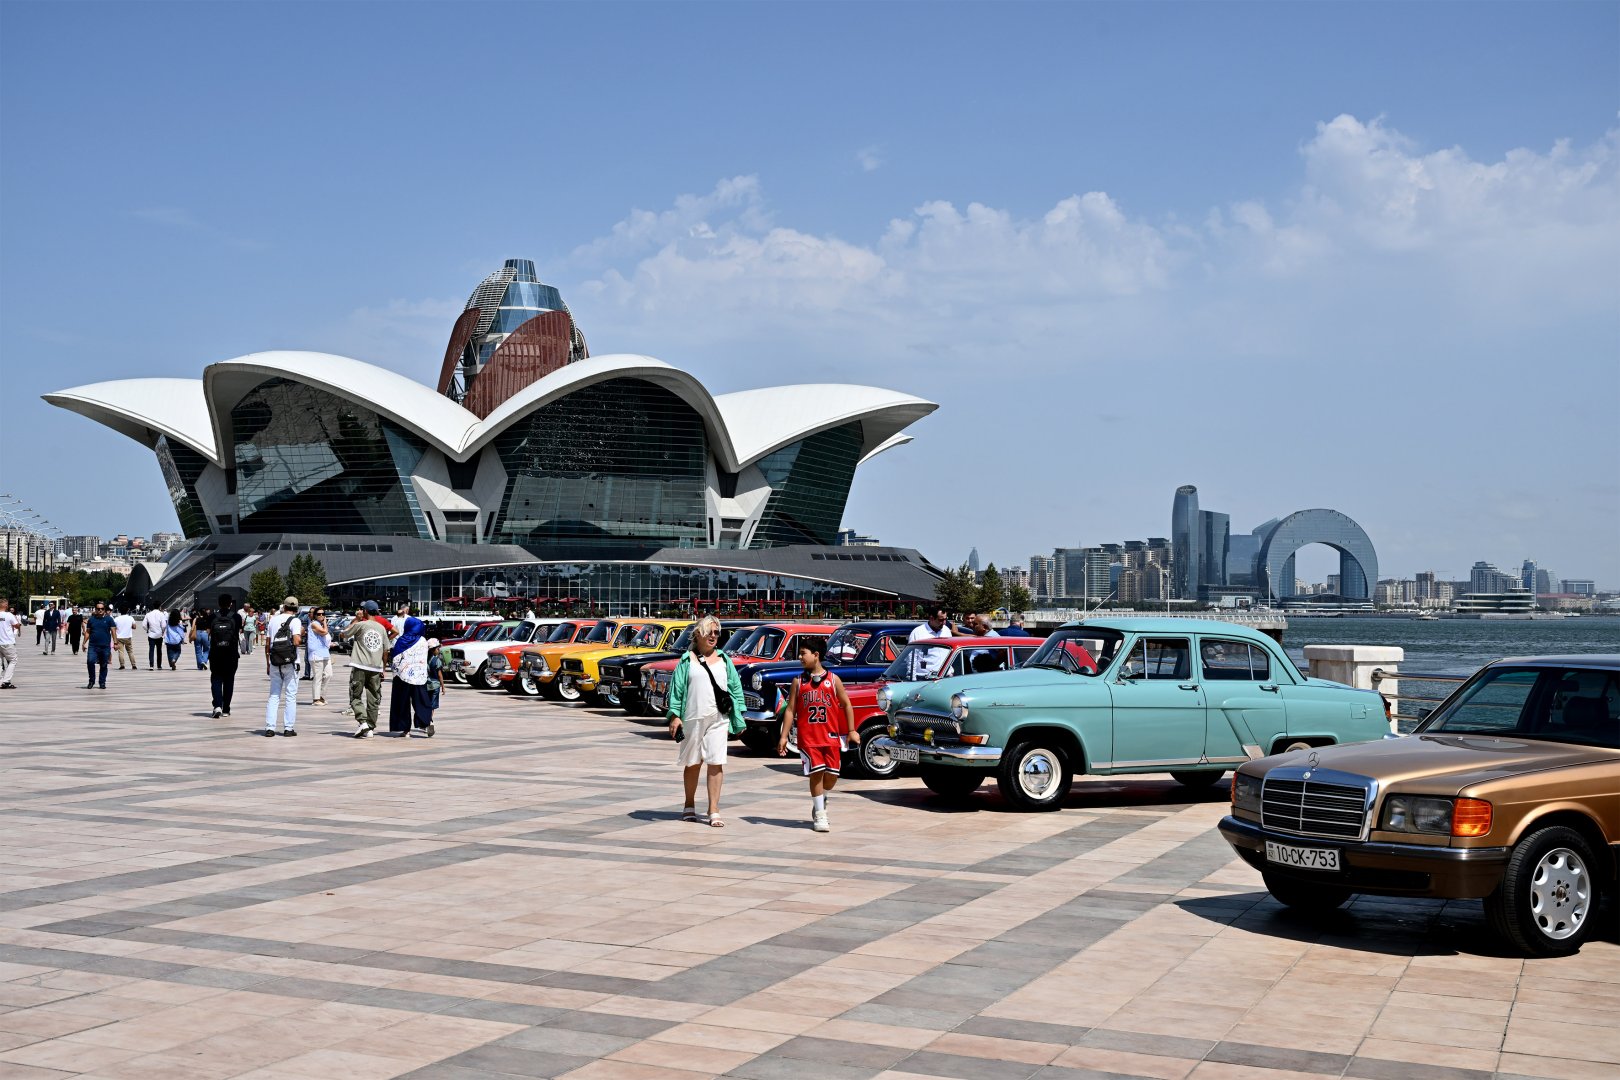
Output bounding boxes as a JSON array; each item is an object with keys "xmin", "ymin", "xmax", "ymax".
[{"xmin": 2, "ymin": 3, "xmax": 1615, "ymax": 583}]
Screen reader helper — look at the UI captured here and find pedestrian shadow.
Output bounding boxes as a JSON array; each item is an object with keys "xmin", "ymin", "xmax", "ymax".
[
  {"xmin": 627, "ymin": 809, "xmax": 687, "ymax": 822},
  {"xmin": 739, "ymin": 816, "xmax": 813, "ymax": 829}
]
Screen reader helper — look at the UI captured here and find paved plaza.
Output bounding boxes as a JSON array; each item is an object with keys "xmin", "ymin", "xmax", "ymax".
[{"xmin": 1, "ymin": 651, "xmax": 1616, "ymax": 1080}]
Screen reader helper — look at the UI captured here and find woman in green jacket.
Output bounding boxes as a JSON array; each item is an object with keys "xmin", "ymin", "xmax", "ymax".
[{"xmin": 666, "ymin": 614, "xmax": 746, "ymax": 827}]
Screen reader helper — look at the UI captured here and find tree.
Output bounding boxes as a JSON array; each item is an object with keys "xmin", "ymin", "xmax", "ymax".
[
  {"xmin": 1008, "ymin": 583, "xmax": 1033, "ymax": 614},
  {"xmin": 0, "ymin": 559, "xmax": 19, "ymax": 605},
  {"xmin": 248, "ymin": 567, "xmax": 287, "ymax": 612},
  {"xmin": 933, "ymin": 563, "xmax": 974, "ymax": 615},
  {"xmin": 286, "ymin": 554, "xmax": 330, "ymax": 607},
  {"xmin": 977, "ymin": 564, "xmax": 1005, "ymax": 614}
]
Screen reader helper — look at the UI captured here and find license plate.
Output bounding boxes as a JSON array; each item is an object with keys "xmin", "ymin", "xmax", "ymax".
[
  {"xmin": 892, "ymin": 745, "xmax": 920, "ymax": 763},
  {"xmin": 1265, "ymin": 841, "xmax": 1340, "ymax": 871}
]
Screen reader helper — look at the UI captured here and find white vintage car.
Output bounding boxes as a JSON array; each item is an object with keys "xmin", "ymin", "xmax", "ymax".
[{"xmin": 445, "ymin": 619, "xmax": 562, "ymax": 689}]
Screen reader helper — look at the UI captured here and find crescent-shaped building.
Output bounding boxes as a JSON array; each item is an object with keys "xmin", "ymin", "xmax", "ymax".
[{"xmin": 46, "ymin": 260, "xmax": 944, "ymax": 613}]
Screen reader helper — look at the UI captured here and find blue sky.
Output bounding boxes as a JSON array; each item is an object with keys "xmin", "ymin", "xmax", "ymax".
[{"xmin": 2, "ymin": 1, "xmax": 1616, "ymax": 586}]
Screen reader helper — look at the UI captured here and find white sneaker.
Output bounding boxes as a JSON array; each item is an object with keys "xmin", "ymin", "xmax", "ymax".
[
  {"xmin": 812, "ymin": 810, "xmax": 830, "ymax": 833},
  {"xmin": 354, "ymin": 725, "xmax": 371, "ymax": 739}
]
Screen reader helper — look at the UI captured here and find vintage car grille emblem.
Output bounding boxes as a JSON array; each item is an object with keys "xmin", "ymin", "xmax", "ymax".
[{"xmin": 1261, "ymin": 769, "xmax": 1372, "ymax": 840}]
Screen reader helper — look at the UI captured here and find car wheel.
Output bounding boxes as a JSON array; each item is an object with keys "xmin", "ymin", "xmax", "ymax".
[
  {"xmin": 1170, "ymin": 770, "xmax": 1224, "ymax": 789},
  {"xmin": 449, "ymin": 670, "xmax": 468, "ymax": 685},
  {"xmin": 600, "ymin": 685, "xmax": 621, "ymax": 708},
  {"xmin": 850, "ymin": 721, "xmax": 900, "ymax": 780},
  {"xmin": 510, "ymin": 672, "xmax": 541, "ymax": 697},
  {"xmin": 739, "ymin": 727, "xmax": 776, "ymax": 755},
  {"xmin": 1263, "ymin": 871, "xmax": 1352, "ymax": 912},
  {"xmin": 1484, "ymin": 826, "xmax": 1599, "ymax": 957},
  {"xmin": 622, "ymin": 694, "xmax": 648, "ymax": 716},
  {"xmin": 476, "ymin": 663, "xmax": 501, "ymax": 691},
  {"xmin": 920, "ymin": 767, "xmax": 983, "ymax": 802},
  {"xmin": 996, "ymin": 740, "xmax": 1073, "ymax": 811},
  {"xmin": 1276, "ymin": 739, "xmax": 1314, "ymax": 753},
  {"xmin": 555, "ymin": 677, "xmax": 583, "ymax": 703}
]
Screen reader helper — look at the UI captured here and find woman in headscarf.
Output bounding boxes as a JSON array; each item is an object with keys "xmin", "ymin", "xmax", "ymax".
[{"xmin": 387, "ymin": 616, "xmax": 439, "ymax": 737}]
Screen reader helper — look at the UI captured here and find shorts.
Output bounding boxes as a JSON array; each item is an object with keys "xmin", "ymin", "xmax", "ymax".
[{"xmin": 799, "ymin": 737, "xmax": 844, "ymax": 776}]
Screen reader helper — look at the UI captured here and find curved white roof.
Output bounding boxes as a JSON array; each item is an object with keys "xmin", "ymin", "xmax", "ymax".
[
  {"xmin": 42, "ymin": 378, "xmax": 216, "ymax": 461},
  {"xmin": 712, "ymin": 384, "xmax": 936, "ymax": 466},
  {"xmin": 203, "ymin": 351, "xmax": 483, "ymax": 461},
  {"xmin": 48, "ymin": 352, "xmax": 936, "ymax": 471}
]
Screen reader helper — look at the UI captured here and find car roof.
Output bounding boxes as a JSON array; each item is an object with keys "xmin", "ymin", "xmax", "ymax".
[
  {"xmin": 836, "ymin": 621, "xmax": 921, "ymax": 632},
  {"xmin": 908, "ymin": 636, "xmax": 1025, "ymax": 647},
  {"xmin": 1490, "ymin": 655, "xmax": 1620, "ymax": 670},
  {"xmin": 1062, "ymin": 617, "xmax": 1274, "ymax": 643},
  {"xmin": 750, "ymin": 622, "xmax": 842, "ymax": 633}
]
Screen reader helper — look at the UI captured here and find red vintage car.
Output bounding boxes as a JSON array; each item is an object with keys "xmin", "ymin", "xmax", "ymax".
[
  {"xmin": 641, "ymin": 622, "xmax": 839, "ymax": 717},
  {"xmin": 843, "ymin": 636, "xmax": 1044, "ymax": 779}
]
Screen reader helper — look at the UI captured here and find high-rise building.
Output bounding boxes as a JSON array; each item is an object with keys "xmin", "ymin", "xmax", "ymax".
[
  {"xmin": 1171, "ymin": 485, "xmax": 1201, "ymax": 600},
  {"xmin": 1199, "ymin": 510, "xmax": 1229, "ymax": 598},
  {"xmin": 1563, "ymin": 579, "xmax": 1596, "ymax": 596},
  {"xmin": 1470, "ymin": 561, "xmax": 1519, "ymax": 594},
  {"xmin": 1535, "ymin": 568, "xmax": 1558, "ymax": 595},
  {"xmin": 1028, "ymin": 555, "xmax": 1055, "ymax": 600},
  {"xmin": 56, "ymin": 535, "xmax": 101, "ymax": 561},
  {"xmin": 1521, "ymin": 559, "xmax": 1538, "ymax": 592},
  {"xmin": 2, "ymin": 529, "xmax": 53, "ymax": 572},
  {"xmin": 967, "ymin": 547, "xmax": 980, "ymax": 573}
]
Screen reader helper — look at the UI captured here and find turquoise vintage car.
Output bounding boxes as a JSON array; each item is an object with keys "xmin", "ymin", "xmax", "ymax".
[{"xmin": 869, "ymin": 618, "xmax": 1390, "ymax": 811}]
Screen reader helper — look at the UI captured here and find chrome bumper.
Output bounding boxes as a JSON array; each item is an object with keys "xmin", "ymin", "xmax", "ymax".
[
  {"xmin": 743, "ymin": 709, "xmax": 781, "ymax": 725},
  {"xmin": 869, "ymin": 735, "xmax": 1002, "ymax": 766}
]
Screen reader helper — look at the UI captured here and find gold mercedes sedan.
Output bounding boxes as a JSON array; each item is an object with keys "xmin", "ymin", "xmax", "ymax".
[{"xmin": 1220, "ymin": 655, "xmax": 1618, "ymax": 956}]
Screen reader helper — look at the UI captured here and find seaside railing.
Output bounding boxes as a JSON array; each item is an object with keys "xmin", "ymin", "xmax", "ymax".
[{"xmin": 1371, "ymin": 667, "xmax": 1469, "ymax": 733}]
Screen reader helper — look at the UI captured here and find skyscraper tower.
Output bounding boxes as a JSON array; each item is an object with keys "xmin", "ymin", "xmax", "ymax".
[
  {"xmin": 967, "ymin": 547, "xmax": 980, "ymax": 573},
  {"xmin": 1171, "ymin": 485, "xmax": 1201, "ymax": 600}
]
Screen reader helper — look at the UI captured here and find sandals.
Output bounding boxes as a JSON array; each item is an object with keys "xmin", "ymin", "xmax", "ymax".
[
  {"xmin": 682, "ymin": 807, "xmax": 698, "ymax": 823},
  {"xmin": 707, "ymin": 816, "xmax": 725, "ymax": 828}
]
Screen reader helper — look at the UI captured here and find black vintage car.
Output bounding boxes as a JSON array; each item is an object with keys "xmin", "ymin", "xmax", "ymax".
[{"xmin": 598, "ymin": 620, "xmax": 761, "ymax": 716}]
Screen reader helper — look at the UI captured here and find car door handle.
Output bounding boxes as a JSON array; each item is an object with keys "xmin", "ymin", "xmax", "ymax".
[
  {"xmin": 1259, "ymin": 684, "xmax": 1278, "ymax": 692},
  {"xmin": 1178, "ymin": 683, "xmax": 1199, "ymax": 692}
]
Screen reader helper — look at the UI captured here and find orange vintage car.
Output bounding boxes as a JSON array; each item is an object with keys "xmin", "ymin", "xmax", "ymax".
[{"xmin": 1221, "ymin": 655, "xmax": 1619, "ymax": 956}]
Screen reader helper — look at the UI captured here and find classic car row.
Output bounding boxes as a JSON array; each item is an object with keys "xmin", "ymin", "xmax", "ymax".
[{"xmin": 435, "ymin": 613, "xmax": 1619, "ymax": 955}]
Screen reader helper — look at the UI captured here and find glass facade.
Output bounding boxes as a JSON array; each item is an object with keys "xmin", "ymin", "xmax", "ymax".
[
  {"xmin": 477, "ymin": 262, "xmax": 565, "ymax": 366},
  {"xmin": 750, "ymin": 421, "xmax": 863, "ymax": 547},
  {"xmin": 330, "ymin": 560, "xmax": 924, "ymax": 618},
  {"xmin": 1171, "ymin": 485, "xmax": 1200, "ymax": 600},
  {"xmin": 154, "ymin": 436, "xmax": 211, "ymax": 539},
  {"xmin": 229, "ymin": 378, "xmax": 429, "ymax": 537},
  {"xmin": 488, "ymin": 378, "xmax": 708, "ymax": 556},
  {"xmin": 1254, "ymin": 509, "xmax": 1378, "ymax": 600}
]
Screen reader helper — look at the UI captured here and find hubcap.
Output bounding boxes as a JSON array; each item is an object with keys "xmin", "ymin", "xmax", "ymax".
[
  {"xmin": 558, "ymin": 677, "xmax": 579, "ymax": 701},
  {"xmin": 1529, "ymin": 847, "xmax": 1590, "ymax": 940},
  {"xmin": 519, "ymin": 674, "xmax": 536, "ymax": 694},
  {"xmin": 603, "ymin": 688, "xmax": 620, "ymax": 706},
  {"xmin": 1018, "ymin": 748, "xmax": 1061, "ymax": 799},
  {"xmin": 865, "ymin": 739, "xmax": 894, "ymax": 773}
]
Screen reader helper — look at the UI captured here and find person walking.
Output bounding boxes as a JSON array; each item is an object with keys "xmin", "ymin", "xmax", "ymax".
[
  {"xmin": 665, "ymin": 614, "xmax": 745, "ymax": 827},
  {"xmin": 66, "ymin": 605, "xmax": 84, "ymax": 655},
  {"xmin": 0, "ymin": 599, "xmax": 21, "ymax": 689},
  {"xmin": 40, "ymin": 602, "xmax": 61, "ymax": 655},
  {"xmin": 342, "ymin": 601, "xmax": 394, "ymax": 738},
  {"xmin": 113, "ymin": 607, "xmax": 138, "ymax": 669},
  {"xmin": 205, "ymin": 597, "xmax": 241, "ymax": 717},
  {"xmin": 190, "ymin": 609, "xmax": 211, "ymax": 670},
  {"xmin": 777, "ymin": 637, "xmax": 858, "ymax": 833},
  {"xmin": 387, "ymin": 616, "xmax": 437, "ymax": 737},
  {"xmin": 262, "ymin": 596, "xmax": 303, "ymax": 737},
  {"xmin": 306, "ymin": 608, "xmax": 332, "ymax": 705},
  {"xmin": 84, "ymin": 601, "xmax": 115, "ymax": 689},
  {"xmin": 163, "ymin": 609, "xmax": 186, "ymax": 669},
  {"xmin": 142, "ymin": 606, "xmax": 168, "ymax": 670},
  {"xmin": 239, "ymin": 603, "xmax": 257, "ymax": 656}
]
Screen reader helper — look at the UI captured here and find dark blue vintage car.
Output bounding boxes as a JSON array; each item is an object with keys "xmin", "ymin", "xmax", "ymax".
[{"xmin": 736, "ymin": 621, "xmax": 919, "ymax": 753}]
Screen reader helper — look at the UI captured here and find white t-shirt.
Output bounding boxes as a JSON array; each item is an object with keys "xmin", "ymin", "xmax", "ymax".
[
  {"xmin": 0, "ymin": 611, "xmax": 19, "ymax": 646},
  {"xmin": 266, "ymin": 612, "xmax": 303, "ymax": 650},
  {"xmin": 143, "ymin": 610, "xmax": 168, "ymax": 638},
  {"xmin": 113, "ymin": 614, "xmax": 137, "ymax": 639},
  {"xmin": 908, "ymin": 621, "xmax": 952, "ymax": 644}
]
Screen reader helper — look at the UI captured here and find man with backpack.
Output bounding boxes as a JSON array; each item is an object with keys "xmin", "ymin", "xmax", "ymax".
[
  {"xmin": 207, "ymin": 596, "xmax": 241, "ymax": 718},
  {"xmin": 263, "ymin": 596, "xmax": 303, "ymax": 737}
]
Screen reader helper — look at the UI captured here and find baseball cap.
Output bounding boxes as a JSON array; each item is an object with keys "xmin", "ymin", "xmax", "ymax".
[
  {"xmin": 283, "ymin": 595, "xmax": 299, "ymax": 609},
  {"xmin": 362, "ymin": 600, "xmax": 380, "ymax": 614}
]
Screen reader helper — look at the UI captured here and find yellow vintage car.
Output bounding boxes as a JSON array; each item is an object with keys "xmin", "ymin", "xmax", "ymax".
[
  {"xmin": 526, "ymin": 620, "xmax": 664, "ymax": 703},
  {"xmin": 554, "ymin": 619, "xmax": 688, "ymax": 706}
]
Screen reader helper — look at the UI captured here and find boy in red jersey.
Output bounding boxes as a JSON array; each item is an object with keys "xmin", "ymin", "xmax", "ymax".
[{"xmin": 778, "ymin": 637, "xmax": 858, "ymax": 833}]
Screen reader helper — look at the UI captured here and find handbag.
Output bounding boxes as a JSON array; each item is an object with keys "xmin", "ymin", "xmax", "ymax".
[{"xmin": 698, "ymin": 655, "xmax": 747, "ymax": 735}]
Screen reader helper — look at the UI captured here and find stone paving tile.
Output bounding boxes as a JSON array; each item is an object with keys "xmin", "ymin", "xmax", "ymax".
[{"xmin": 4, "ymin": 658, "xmax": 1618, "ymax": 1080}]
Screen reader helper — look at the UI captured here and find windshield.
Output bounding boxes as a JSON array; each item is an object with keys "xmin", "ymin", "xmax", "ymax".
[
  {"xmin": 486, "ymin": 623, "xmax": 521, "ymax": 642},
  {"xmin": 1419, "ymin": 666, "xmax": 1618, "ymax": 748},
  {"xmin": 735, "ymin": 626, "xmax": 783, "ymax": 658},
  {"xmin": 1024, "ymin": 627, "xmax": 1123, "ymax": 676},
  {"xmin": 631, "ymin": 625, "xmax": 665, "ymax": 649},
  {"xmin": 545, "ymin": 622, "xmax": 579, "ymax": 643},
  {"xmin": 612, "ymin": 625, "xmax": 643, "ymax": 647},
  {"xmin": 582, "ymin": 622, "xmax": 617, "ymax": 644},
  {"xmin": 885, "ymin": 643, "xmax": 954, "ymax": 682},
  {"xmin": 824, "ymin": 627, "xmax": 868, "ymax": 665},
  {"xmin": 471, "ymin": 623, "xmax": 501, "ymax": 641}
]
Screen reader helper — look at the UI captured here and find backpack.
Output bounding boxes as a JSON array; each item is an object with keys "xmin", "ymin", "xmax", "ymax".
[
  {"xmin": 211, "ymin": 611, "xmax": 235, "ymax": 645},
  {"xmin": 268, "ymin": 616, "xmax": 298, "ymax": 666}
]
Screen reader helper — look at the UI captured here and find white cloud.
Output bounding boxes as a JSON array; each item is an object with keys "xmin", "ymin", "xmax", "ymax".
[
  {"xmin": 131, "ymin": 207, "xmax": 265, "ymax": 251},
  {"xmin": 857, "ymin": 145, "xmax": 884, "ymax": 172}
]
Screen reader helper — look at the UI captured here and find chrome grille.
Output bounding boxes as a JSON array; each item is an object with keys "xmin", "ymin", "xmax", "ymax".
[
  {"xmin": 1261, "ymin": 771, "xmax": 1372, "ymax": 839},
  {"xmin": 600, "ymin": 663, "xmax": 623, "ymax": 682},
  {"xmin": 744, "ymin": 692, "xmax": 765, "ymax": 711},
  {"xmin": 895, "ymin": 709, "xmax": 961, "ymax": 743}
]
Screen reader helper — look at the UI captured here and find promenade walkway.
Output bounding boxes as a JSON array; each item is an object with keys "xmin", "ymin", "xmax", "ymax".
[{"xmin": 1, "ymin": 653, "xmax": 1614, "ymax": 1080}]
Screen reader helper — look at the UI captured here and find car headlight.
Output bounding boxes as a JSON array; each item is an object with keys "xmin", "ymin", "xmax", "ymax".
[
  {"xmin": 489, "ymin": 655, "xmax": 508, "ymax": 670},
  {"xmin": 535, "ymin": 657, "xmax": 550, "ymax": 675},
  {"xmin": 1231, "ymin": 772, "xmax": 1262, "ymax": 812},
  {"xmin": 1381, "ymin": 795, "xmax": 1454, "ymax": 835},
  {"xmin": 950, "ymin": 693, "xmax": 969, "ymax": 722},
  {"xmin": 751, "ymin": 672, "xmax": 763, "ymax": 691},
  {"xmin": 876, "ymin": 685, "xmax": 892, "ymax": 713}
]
